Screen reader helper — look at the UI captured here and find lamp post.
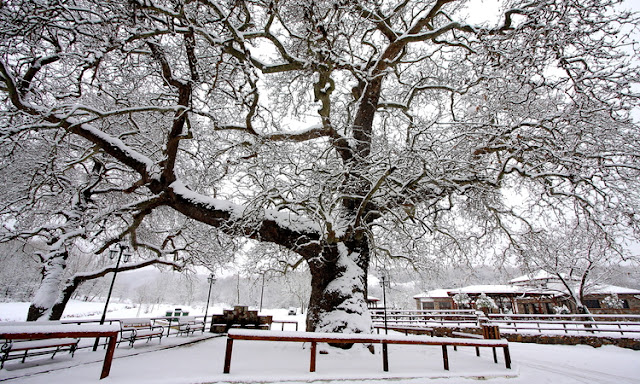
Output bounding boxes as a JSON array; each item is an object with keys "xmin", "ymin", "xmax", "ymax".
[
  {"xmin": 204, "ymin": 273, "xmax": 216, "ymax": 330},
  {"xmin": 259, "ymin": 272, "xmax": 266, "ymax": 312},
  {"xmin": 380, "ymin": 274, "xmax": 389, "ymax": 334},
  {"xmin": 379, "ymin": 272, "xmax": 389, "ymax": 372},
  {"xmin": 93, "ymin": 243, "xmax": 131, "ymax": 351}
]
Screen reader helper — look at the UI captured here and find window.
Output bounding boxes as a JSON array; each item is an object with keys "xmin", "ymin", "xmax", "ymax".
[
  {"xmin": 422, "ymin": 302, "xmax": 435, "ymax": 310},
  {"xmin": 584, "ymin": 300, "xmax": 601, "ymax": 309},
  {"xmin": 438, "ymin": 301, "xmax": 452, "ymax": 310}
]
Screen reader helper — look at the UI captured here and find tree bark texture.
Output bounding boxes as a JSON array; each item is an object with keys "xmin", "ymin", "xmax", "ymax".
[{"xmin": 306, "ymin": 239, "xmax": 372, "ymax": 346}]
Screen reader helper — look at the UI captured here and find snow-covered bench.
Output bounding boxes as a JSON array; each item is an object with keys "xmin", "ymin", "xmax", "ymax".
[
  {"xmin": 222, "ymin": 329, "xmax": 511, "ymax": 374},
  {"xmin": 374, "ymin": 324, "xmax": 434, "ymax": 336},
  {"xmin": 118, "ymin": 319, "xmax": 164, "ymax": 347},
  {"xmin": 176, "ymin": 316, "xmax": 205, "ymax": 336},
  {"xmin": 0, "ymin": 323, "xmax": 120, "ymax": 379},
  {"xmin": 1, "ymin": 338, "xmax": 79, "ymax": 369}
]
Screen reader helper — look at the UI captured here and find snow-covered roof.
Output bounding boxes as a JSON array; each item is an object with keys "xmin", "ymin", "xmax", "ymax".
[
  {"xmin": 413, "ymin": 284, "xmax": 565, "ymax": 300},
  {"xmin": 585, "ymin": 284, "xmax": 640, "ymax": 295},
  {"xmin": 449, "ymin": 285, "xmax": 526, "ymax": 295},
  {"xmin": 509, "ymin": 270, "xmax": 560, "ymax": 284},
  {"xmin": 413, "ymin": 289, "xmax": 450, "ymax": 299}
]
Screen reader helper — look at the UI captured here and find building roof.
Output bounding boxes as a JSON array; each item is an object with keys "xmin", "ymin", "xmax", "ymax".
[
  {"xmin": 413, "ymin": 289, "xmax": 450, "ymax": 299},
  {"xmin": 413, "ymin": 285, "xmax": 562, "ymax": 300},
  {"xmin": 367, "ymin": 296, "xmax": 380, "ymax": 302},
  {"xmin": 450, "ymin": 285, "xmax": 525, "ymax": 294},
  {"xmin": 413, "ymin": 271, "xmax": 640, "ymax": 301},
  {"xmin": 509, "ymin": 270, "xmax": 570, "ymax": 284},
  {"xmin": 585, "ymin": 284, "xmax": 640, "ymax": 295}
]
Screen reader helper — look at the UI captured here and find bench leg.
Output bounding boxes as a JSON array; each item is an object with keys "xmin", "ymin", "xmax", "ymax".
[
  {"xmin": 503, "ymin": 346, "xmax": 511, "ymax": 369},
  {"xmin": 382, "ymin": 343, "xmax": 389, "ymax": 372},
  {"xmin": 442, "ymin": 345, "xmax": 449, "ymax": 371},
  {"xmin": 101, "ymin": 335, "xmax": 118, "ymax": 379},
  {"xmin": 475, "ymin": 346, "xmax": 480, "ymax": 357},
  {"xmin": 223, "ymin": 338, "xmax": 234, "ymax": 374},
  {"xmin": 492, "ymin": 347, "xmax": 497, "ymax": 363},
  {"xmin": 51, "ymin": 346, "xmax": 61, "ymax": 359},
  {"xmin": 310, "ymin": 341, "xmax": 316, "ymax": 372}
]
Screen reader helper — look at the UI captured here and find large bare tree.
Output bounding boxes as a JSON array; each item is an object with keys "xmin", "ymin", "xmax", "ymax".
[{"xmin": 1, "ymin": 0, "xmax": 639, "ymax": 335}]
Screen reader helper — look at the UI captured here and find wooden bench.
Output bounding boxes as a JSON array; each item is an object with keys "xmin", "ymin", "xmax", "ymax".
[
  {"xmin": 118, "ymin": 319, "xmax": 164, "ymax": 347},
  {"xmin": 1, "ymin": 338, "xmax": 79, "ymax": 369},
  {"xmin": 272, "ymin": 320, "xmax": 299, "ymax": 331},
  {"xmin": 176, "ymin": 316, "xmax": 205, "ymax": 336},
  {"xmin": 374, "ymin": 324, "xmax": 434, "ymax": 336},
  {"xmin": 0, "ymin": 323, "xmax": 120, "ymax": 379},
  {"xmin": 223, "ymin": 329, "xmax": 511, "ymax": 374},
  {"xmin": 450, "ymin": 324, "xmax": 502, "ymax": 362}
]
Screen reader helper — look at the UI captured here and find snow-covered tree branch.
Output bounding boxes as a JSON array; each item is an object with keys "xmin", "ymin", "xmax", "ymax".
[{"xmin": 1, "ymin": 0, "xmax": 639, "ymax": 340}]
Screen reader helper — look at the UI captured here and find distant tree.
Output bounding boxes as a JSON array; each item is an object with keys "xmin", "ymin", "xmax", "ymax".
[
  {"xmin": 453, "ymin": 293, "xmax": 472, "ymax": 309},
  {"xmin": 474, "ymin": 293, "xmax": 498, "ymax": 312},
  {"xmin": 0, "ymin": 242, "xmax": 40, "ymax": 301},
  {"xmin": 602, "ymin": 293, "xmax": 624, "ymax": 310},
  {"xmin": 515, "ymin": 222, "xmax": 637, "ymax": 314},
  {"xmin": 1, "ymin": 0, "xmax": 639, "ymax": 337}
]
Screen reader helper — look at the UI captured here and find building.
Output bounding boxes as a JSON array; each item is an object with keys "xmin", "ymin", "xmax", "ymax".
[{"xmin": 413, "ymin": 270, "xmax": 640, "ymax": 314}]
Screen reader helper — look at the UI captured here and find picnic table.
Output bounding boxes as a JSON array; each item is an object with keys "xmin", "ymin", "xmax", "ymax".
[
  {"xmin": 210, "ymin": 306, "xmax": 272, "ymax": 333},
  {"xmin": 0, "ymin": 322, "xmax": 121, "ymax": 380}
]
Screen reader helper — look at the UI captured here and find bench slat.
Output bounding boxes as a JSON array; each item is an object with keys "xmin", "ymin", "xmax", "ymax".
[{"xmin": 4, "ymin": 338, "xmax": 79, "ymax": 351}]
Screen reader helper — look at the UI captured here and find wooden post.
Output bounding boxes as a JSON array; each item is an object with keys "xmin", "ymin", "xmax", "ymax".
[
  {"xmin": 441, "ymin": 345, "xmax": 449, "ymax": 370},
  {"xmin": 382, "ymin": 343, "xmax": 389, "ymax": 372},
  {"xmin": 223, "ymin": 338, "xmax": 234, "ymax": 373},
  {"xmin": 310, "ymin": 341, "xmax": 316, "ymax": 372},
  {"xmin": 481, "ymin": 325, "xmax": 500, "ymax": 339},
  {"xmin": 503, "ymin": 346, "xmax": 511, "ymax": 369},
  {"xmin": 100, "ymin": 335, "xmax": 118, "ymax": 379},
  {"xmin": 166, "ymin": 318, "xmax": 173, "ymax": 337}
]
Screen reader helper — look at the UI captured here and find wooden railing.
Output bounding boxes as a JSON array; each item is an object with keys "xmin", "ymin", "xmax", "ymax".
[
  {"xmin": 371, "ymin": 309, "xmax": 479, "ymax": 328},
  {"xmin": 485, "ymin": 313, "xmax": 640, "ymax": 337},
  {"xmin": 371, "ymin": 310, "xmax": 640, "ymax": 337}
]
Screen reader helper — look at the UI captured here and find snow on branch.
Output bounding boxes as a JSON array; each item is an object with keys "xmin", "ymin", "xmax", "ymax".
[{"xmin": 169, "ymin": 181, "xmax": 322, "ymax": 246}]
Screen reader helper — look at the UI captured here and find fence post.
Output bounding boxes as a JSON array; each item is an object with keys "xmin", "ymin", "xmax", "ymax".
[{"xmin": 482, "ymin": 324, "xmax": 500, "ymax": 339}]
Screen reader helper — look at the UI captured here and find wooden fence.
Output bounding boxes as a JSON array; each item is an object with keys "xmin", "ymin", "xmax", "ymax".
[{"xmin": 371, "ymin": 309, "xmax": 640, "ymax": 338}]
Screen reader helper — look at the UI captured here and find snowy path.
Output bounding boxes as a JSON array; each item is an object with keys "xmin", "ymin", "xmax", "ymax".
[{"xmin": 1, "ymin": 334, "xmax": 638, "ymax": 384}]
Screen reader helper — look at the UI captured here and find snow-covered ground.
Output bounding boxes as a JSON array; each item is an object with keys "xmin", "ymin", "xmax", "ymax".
[{"xmin": 1, "ymin": 301, "xmax": 639, "ymax": 384}]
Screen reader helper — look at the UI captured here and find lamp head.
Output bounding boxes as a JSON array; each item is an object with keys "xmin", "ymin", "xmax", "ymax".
[{"xmin": 122, "ymin": 247, "xmax": 132, "ymax": 263}]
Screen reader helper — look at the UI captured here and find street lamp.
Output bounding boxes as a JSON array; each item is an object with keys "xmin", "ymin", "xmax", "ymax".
[
  {"xmin": 259, "ymin": 272, "xmax": 266, "ymax": 312},
  {"xmin": 204, "ymin": 273, "xmax": 216, "ymax": 330},
  {"xmin": 379, "ymin": 271, "xmax": 389, "ymax": 372},
  {"xmin": 93, "ymin": 243, "xmax": 131, "ymax": 351},
  {"xmin": 379, "ymin": 274, "xmax": 389, "ymax": 334}
]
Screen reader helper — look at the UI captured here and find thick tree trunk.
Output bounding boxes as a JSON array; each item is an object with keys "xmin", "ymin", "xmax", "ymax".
[
  {"xmin": 48, "ymin": 278, "xmax": 81, "ymax": 320},
  {"xmin": 306, "ymin": 239, "xmax": 372, "ymax": 347},
  {"xmin": 27, "ymin": 251, "xmax": 69, "ymax": 321}
]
